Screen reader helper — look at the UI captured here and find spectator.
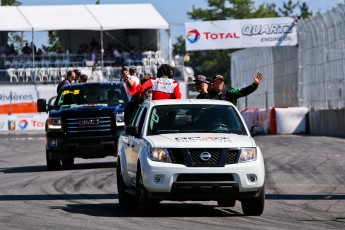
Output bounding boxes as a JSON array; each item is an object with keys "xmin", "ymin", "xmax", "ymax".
[
  {"xmin": 124, "ymin": 66, "xmax": 140, "ymax": 96},
  {"xmin": 22, "ymin": 42, "xmax": 31, "ymax": 55},
  {"xmin": 124, "ymin": 76, "xmax": 153, "ymax": 125},
  {"xmin": 113, "ymin": 46, "xmax": 123, "ymax": 66},
  {"xmin": 193, "ymin": 75, "xmax": 211, "ymax": 99},
  {"xmin": 196, "ymin": 73, "xmax": 263, "ymax": 106},
  {"xmin": 30, "ymin": 42, "xmax": 37, "ymax": 54},
  {"xmin": 35, "ymin": 48, "xmax": 43, "ymax": 61},
  {"xmin": 140, "ymin": 64, "xmax": 181, "ymax": 100},
  {"xmin": 79, "ymin": 74, "xmax": 88, "ymax": 83},
  {"xmin": 57, "ymin": 70, "xmax": 76, "ymax": 93},
  {"xmin": 90, "ymin": 37, "xmax": 98, "ymax": 51},
  {"xmin": 120, "ymin": 66, "xmax": 129, "ymax": 83},
  {"xmin": 73, "ymin": 69, "xmax": 81, "ymax": 83}
]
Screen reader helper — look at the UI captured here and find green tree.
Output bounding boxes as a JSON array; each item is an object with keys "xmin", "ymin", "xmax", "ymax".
[
  {"xmin": 8, "ymin": 32, "xmax": 26, "ymax": 54},
  {"xmin": 278, "ymin": 0, "xmax": 299, "ymax": 17},
  {"xmin": 42, "ymin": 31, "xmax": 62, "ymax": 53},
  {"xmin": 299, "ymin": 2, "xmax": 313, "ymax": 19},
  {"xmin": 2, "ymin": 0, "xmax": 21, "ymax": 6}
]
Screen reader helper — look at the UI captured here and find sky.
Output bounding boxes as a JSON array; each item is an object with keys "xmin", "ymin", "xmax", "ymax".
[{"xmin": 18, "ymin": 0, "xmax": 344, "ymax": 49}]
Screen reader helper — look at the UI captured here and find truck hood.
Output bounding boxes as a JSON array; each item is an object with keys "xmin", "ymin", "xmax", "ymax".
[
  {"xmin": 50, "ymin": 105, "xmax": 124, "ymax": 116},
  {"xmin": 144, "ymin": 133, "xmax": 255, "ymax": 148}
]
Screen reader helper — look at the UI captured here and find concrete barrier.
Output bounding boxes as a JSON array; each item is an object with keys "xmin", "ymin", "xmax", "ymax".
[
  {"xmin": 309, "ymin": 108, "xmax": 345, "ymax": 137},
  {"xmin": 241, "ymin": 107, "xmax": 309, "ymax": 135}
]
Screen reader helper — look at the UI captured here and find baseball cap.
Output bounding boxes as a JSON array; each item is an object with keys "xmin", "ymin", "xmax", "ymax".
[
  {"xmin": 121, "ymin": 66, "xmax": 128, "ymax": 72},
  {"xmin": 213, "ymin": 75, "xmax": 224, "ymax": 82},
  {"xmin": 193, "ymin": 75, "xmax": 210, "ymax": 84}
]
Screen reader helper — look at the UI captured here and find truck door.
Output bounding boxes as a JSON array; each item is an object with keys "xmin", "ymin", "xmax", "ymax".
[{"xmin": 126, "ymin": 107, "xmax": 147, "ymax": 181}]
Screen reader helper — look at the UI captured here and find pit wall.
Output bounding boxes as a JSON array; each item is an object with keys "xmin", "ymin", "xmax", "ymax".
[
  {"xmin": 241, "ymin": 107, "xmax": 309, "ymax": 135},
  {"xmin": 308, "ymin": 109, "xmax": 345, "ymax": 137},
  {"xmin": 241, "ymin": 107, "xmax": 345, "ymax": 137}
]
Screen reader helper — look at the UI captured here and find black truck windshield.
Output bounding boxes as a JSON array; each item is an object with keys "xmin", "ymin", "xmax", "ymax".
[{"xmin": 56, "ymin": 84, "xmax": 128, "ymax": 108}]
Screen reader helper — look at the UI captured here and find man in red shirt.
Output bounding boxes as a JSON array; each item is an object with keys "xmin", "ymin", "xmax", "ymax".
[{"xmin": 140, "ymin": 64, "xmax": 181, "ymax": 100}]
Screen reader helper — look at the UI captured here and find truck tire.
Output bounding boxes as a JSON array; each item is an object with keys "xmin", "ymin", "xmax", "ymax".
[
  {"xmin": 241, "ymin": 186, "xmax": 265, "ymax": 216},
  {"xmin": 136, "ymin": 163, "xmax": 159, "ymax": 212},
  {"xmin": 116, "ymin": 157, "xmax": 133, "ymax": 206},
  {"xmin": 46, "ymin": 150, "xmax": 61, "ymax": 171},
  {"xmin": 62, "ymin": 158, "xmax": 74, "ymax": 168}
]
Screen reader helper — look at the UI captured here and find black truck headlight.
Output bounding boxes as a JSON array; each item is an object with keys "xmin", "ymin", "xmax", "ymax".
[{"xmin": 47, "ymin": 118, "xmax": 62, "ymax": 130}]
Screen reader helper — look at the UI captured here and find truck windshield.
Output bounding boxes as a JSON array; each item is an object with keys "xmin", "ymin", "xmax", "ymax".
[
  {"xmin": 147, "ymin": 104, "xmax": 247, "ymax": 135},
  {"xmin": 56, "ymin": 85, "xmax": 128, "ymax": 108}
]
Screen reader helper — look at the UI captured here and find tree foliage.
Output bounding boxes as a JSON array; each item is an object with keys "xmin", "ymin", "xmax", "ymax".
[
  {"xmin": 42, "ymin": 31, "xmax": 63, "ymax": 53},
  {"xmin": 2, "ymin": 0, "xmax": 21, "ymax": 6},
  {"xmin": 175, "ymin": 0, "xmax": 312, "ymax": 86}
]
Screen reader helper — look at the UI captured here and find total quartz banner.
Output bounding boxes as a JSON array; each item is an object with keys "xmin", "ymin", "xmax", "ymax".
[{"xmin": 185, "ymin": 17, "xmax": 297, "ymax": 51}]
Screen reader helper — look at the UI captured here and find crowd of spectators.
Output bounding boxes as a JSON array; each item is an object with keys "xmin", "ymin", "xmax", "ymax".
[{"xmin": 1, "ymin": 37, "xmax": 159, "ymax": 71}]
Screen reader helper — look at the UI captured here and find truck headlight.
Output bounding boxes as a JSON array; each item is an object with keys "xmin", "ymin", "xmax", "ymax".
[
  {"xmin": 116, "ymin": 112, "xmax": 124, "ymax": 127},
  {"xmin": 47, "ymin": 118, "xmax": 62, "ymax": 130},
  {"xmin": 239, "ymin": 147, "xmax": 257, "ymax": 163},
  {"xmin": 149, "ymin": 148, "xmax": 171, "ymax": 163}
]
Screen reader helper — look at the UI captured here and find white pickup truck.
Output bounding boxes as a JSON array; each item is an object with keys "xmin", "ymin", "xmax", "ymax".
[{"xmin": 117, "ymin": 99, "xmax": 265, "ymax": 215}]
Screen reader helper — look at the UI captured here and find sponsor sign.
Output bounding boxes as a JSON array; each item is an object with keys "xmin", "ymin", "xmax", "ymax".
[
  {"xmin": 185, "ymin": 17, "xmax": 297, "ymax": 51},
  {"xmin": 0, "ymin": 114, "xmax": 48, "ymax": 131}
]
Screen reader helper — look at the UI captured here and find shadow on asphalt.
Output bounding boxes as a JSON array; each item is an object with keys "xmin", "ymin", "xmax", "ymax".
[
  {"xmin": 0, "ymin": 161, "xmax": 116, "ymax": 174},
  {"xmin": 57, "ymin": 202, "xmax": 243, "ymax": 217}
]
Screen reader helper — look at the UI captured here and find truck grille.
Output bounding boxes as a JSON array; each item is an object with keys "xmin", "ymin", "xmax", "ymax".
[
  {"xmin": 65, "ymin": 116, "xmax": 113, "ymax": 135},
  {"xmin": 168, "ymin": 148, "xmax": 240, "ymax": 167}
]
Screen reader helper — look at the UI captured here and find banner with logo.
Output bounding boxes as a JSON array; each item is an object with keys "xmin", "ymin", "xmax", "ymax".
[
  {"xmin": 0, "ymin": 85, "xmax": 57, "ymax": 114},
  {"xmin": 0, "ymin": 113, "xmax": 48, "ymax": 131},
  {"xmin": 185, "ymin": 17, "xmax": 297, "ymax": 51}
]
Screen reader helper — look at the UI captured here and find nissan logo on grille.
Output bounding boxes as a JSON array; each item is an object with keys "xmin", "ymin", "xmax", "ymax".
[
  {"xmin": 78, "ymin": 119, "xmax": 99, "ymax": 126},
  {"xmin": 199, "ymin": 152, "xmax": 212, "ymax": 161}
]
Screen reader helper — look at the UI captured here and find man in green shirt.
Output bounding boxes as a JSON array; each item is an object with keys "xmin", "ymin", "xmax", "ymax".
[{"xmin": 195, "ymin": 72, "xmax": 263, "ymax": 106}]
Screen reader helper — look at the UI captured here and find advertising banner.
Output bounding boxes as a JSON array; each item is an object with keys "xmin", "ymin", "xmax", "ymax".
[
  {"xmin": 0, "ymin": 113, "xmax": 48, "ymax": 131},
  {"xmin": 185, "ymin": 17, "xmax": 297, "ymax": 51}
]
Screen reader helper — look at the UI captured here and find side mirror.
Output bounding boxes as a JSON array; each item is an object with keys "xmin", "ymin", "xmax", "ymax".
[
  {"xmin": 250, "ymin": 126, "xmax": 264, "ymax": 137},
  {"xmin": 125, "ymin": 126, "xmax": 138, "ymax": 136},
  {"xmin": 37, "ymin": 99, "xmax": 47, "ymax": 112}
]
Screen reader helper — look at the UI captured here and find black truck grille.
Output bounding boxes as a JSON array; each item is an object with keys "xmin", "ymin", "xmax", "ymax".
[
  {"xmin": 168, "ymin": 148, "xmax": 240, "ymax": 167},
  {"xmin": 65, "ymin": 116, "xmax": 113, "ymax": 135}
]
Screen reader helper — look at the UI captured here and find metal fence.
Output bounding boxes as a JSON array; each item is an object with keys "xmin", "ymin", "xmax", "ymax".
[
  {"xmin": 0, "ymin": 65, "xmax": 159, "ymax": 84},
  {"xmin": 231, "ymin": 4, "xmax": 345, "ymax": 111}
]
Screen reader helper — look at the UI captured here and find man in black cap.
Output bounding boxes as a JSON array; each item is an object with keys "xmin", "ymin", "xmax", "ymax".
[
  {"xmin": 196, "ymin": 72, "xmax": 263, "ymax": 106},
  {"xmin": 193, "ymin": 75, "xmax": 211, "ymax": 99}
]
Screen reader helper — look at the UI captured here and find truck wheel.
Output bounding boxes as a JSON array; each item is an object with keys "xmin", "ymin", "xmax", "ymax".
[
  {"xmin": 136, "ymin": 164, "xmax": 159, "ymax": 212},
  {"xmin": 217, "ymin": 199, "xmax": 236, "ymax": 207},
  {"xmin": 241, "ymin": 186, "xmax": 265, "ymax": 216},
  {"xmin": 62, "ymin": 158, "xmax": 74, "ymax": 168},
  {"xmin": 116, "ymin": 157, "xmax": 133, "ymax": 206},
  {"xmin": 46, "ymin": 150, "xmax": 61, "ymax": 171}
]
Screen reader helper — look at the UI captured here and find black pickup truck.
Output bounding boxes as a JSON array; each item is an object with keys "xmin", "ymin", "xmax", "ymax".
[{"xmin": 37, "ymin": 82, "xmax": 129, "ymax": 170}]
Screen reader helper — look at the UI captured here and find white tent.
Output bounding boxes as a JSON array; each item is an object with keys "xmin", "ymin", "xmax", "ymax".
[
  {"xmin": 0, "ymin": 4, "xmax": 170, "ymax": 65},
  {"xmin": 0, "ymin": 6, "xmax": 31, "ymax": 31},
  {"xmin": 85, "ymin": 4, "xmax": 169, "ymax": 30},
  {"xmin": 0, "ymin": 4, "xmax": 169, "ymax": 31},
  {"xmin": 18, "ymin": 5, "xmax": 101, "ymax": 31}
]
